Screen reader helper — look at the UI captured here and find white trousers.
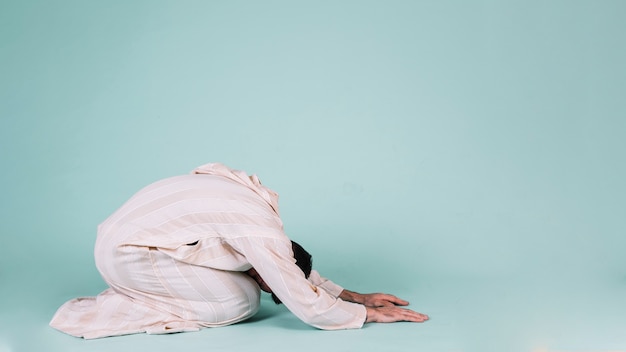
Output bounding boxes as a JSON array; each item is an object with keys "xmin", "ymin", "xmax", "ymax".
[
  {"xmin": 99, "ymin": 244, "xmax": 261, "ymax": 326},
  {"xmin": 50, "ymin": 243, "xmax": 261, "ymax": 339}
]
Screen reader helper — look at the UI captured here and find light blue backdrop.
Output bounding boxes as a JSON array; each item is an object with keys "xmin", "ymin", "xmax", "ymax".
[{"xmin": 1, "ymin": 1, "xmax": 625, "ymax": 351}]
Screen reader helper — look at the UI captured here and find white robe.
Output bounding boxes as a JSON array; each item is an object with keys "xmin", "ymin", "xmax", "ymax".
[{"xmin": 50, "ymin": 163, "xmax": 366, "ymax": 339}]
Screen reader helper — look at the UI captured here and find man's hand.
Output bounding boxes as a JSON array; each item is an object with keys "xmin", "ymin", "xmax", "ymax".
[
  {"xmin": 339, "ymin": 289, "xmax": 429, "ymax": 324},
  {"xmin": 340, "ymin": 290, "xmax": 409, "ymax": 307},
  {"xmin": 365, "ymin": 306, "xmax": 429, "ymax": 323},
  {"xmin": 358, "ymin": 293, "xmax": 410, "ymax": 307}
]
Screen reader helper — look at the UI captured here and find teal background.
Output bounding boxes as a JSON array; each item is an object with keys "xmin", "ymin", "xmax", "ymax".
[{"xmin": 1, "ymin": 1, "xmax": 625, "ymax": 351}]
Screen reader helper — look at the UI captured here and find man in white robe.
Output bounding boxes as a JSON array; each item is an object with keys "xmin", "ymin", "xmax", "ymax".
[{"xmin": 50, "ymin": 163, "xmax": 428, "ymax": 339}]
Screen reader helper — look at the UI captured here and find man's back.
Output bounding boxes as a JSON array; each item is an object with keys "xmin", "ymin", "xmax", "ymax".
[{"xmin": 96, "ymin": 173, "xmax": 285, "ymax": 250}]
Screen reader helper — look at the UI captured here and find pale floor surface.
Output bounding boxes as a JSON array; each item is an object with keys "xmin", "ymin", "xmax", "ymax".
[{"xmin": 1, "ymin": 276, "xmax": 625, "ymax": 352}]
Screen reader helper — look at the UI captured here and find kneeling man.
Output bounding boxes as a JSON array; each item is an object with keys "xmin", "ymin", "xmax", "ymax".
[{"xmin": 50, "ymin": 163, "xmax": 428, "ymax": 339}]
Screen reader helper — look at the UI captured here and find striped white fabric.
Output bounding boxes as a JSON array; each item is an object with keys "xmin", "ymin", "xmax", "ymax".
[{"xmin": 50, "ymin": 163, "xmax": 366, "ymax": 339}]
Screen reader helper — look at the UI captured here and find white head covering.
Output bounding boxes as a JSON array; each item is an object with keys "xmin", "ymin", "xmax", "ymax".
[{"xmin": 191, "ymin": 163, "xmax": 280, "ymax": 216}]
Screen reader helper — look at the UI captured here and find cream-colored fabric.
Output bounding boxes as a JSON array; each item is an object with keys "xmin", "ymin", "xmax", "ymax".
[{"xmin": 50, "ymin": 163, "xmax": 366, "ymax": 339}]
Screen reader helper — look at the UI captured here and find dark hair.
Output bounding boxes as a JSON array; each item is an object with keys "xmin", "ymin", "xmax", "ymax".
[{"xmin": 271, "ymin": 240, "xmax": 312, "ymax": 304}]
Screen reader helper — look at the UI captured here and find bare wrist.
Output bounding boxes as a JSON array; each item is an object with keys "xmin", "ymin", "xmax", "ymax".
[
  {"xmin": 340, "ymin": 289, "xmax": 363, "ymax": 304},
  {"xmin": 364, "ymin": 306, "xmax": 375, "ymax": 323}
]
